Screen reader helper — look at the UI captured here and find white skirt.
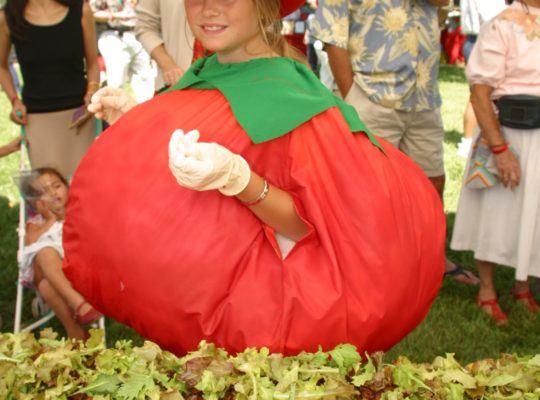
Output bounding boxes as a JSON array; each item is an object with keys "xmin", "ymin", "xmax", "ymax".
[{"xmin": 451, "ymin": 126, "xmax": 540, "ymax": 280}]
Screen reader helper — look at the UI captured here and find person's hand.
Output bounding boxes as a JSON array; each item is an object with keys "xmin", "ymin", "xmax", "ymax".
[
  {"xmin": 494, "ymin": 148, "xmax": 521, "ymax": 190},
  {"xmin": 87, "ymin": 87, "xmax": 137, "ymax": 125},
  {"xmin": 10, "ymin": 99, "xmax": 27, "ymax": 125},
  {"xmin": 168, "ymin": 129, "xmax": 251, "ymax": 196},
  {"xmin": 36, "ymin": 197, "xmax": 59, "ymax": 223},
  {"xmin": 162, "ymin": 66, "xmax": 184, "ymax": 86}
]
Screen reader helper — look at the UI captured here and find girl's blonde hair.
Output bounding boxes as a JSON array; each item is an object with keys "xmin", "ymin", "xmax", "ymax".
[{"xmin": 253, "ymin": 0, "xmax": 306, "ymax": 63}]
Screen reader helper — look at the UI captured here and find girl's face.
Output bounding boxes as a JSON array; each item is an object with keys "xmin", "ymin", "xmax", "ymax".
[
  {"xmin": 185, "ymin": 0, "xmax": 270, "ymax": 63},
  {"xmin": 33, "ymin": 173, "xmax": 68, "ymax": 218}
]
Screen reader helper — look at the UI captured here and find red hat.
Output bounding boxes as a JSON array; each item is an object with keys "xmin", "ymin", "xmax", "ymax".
[{"xmin": 280, "ymin": 0, "xmax": 305, "ymax": 16}]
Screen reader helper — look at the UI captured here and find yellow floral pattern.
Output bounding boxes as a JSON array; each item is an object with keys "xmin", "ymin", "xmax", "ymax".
[{"xmin": 311, "ymin": 0, "xmax": 442, "ymax": 111}]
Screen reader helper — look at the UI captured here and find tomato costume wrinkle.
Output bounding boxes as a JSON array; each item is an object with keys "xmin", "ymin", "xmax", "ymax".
[{"xmin": 63, "ymin": 89, "xmax": 445, "ymax": 355}]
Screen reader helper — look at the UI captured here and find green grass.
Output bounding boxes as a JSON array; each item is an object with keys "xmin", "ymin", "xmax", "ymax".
[{"xmin": 1, "ymin": 66, "xmax": 539, "ymax": 363}]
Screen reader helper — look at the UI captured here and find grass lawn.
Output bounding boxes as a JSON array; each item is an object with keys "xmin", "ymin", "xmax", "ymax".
[{"xmin": 0, "ymin": 66, "xmax": 539, "ymax": 363}]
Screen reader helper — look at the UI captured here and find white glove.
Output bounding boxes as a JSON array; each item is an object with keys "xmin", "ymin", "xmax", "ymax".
[
  {"xmin": 168, "ymin": 129, "xmax": 251, "ymax": 196},
  {"xmin": 87, "ymin": 87, "xmax": 137, "ymax": 125}
]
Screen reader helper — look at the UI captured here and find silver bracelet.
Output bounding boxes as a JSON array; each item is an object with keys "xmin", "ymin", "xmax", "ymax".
[{"xmin": 241, "ymin": 179, "xmax": 269, "ymax": 206}]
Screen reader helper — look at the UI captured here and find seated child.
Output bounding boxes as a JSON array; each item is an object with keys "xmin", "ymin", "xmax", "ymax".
[{"xmin": 19, "ymin": 167, "xmax": 101, "ymax": 339}]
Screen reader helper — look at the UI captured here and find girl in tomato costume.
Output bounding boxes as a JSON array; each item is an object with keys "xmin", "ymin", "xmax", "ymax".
[{"xmin": 64, "ymin": 0, "xmax": 446, "ymax": 355}]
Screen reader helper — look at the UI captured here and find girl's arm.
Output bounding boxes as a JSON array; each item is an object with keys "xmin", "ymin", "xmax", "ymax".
[
  {"xmin": 25, "ymin": 219, "xmax": 55, "ymax": 245},
  {"xmin": 81, "ymin": 2, "xmax": 100, "ymax": 105},
  {"xmin": 25, "ymin": 199, "xmax": 59, "ymax": 245},
  {"xmin": 470, "ymin": 84, "xmax": 521, "ymax": 190},
  {"xmin": 236, "ymin": 172, "xmax": 309, "ymax": 242},
  {"xmin": 169, "ymin": 131, "xmax": 310, "ymax": 242},
  {"xmin": 0, "ymin": 11, "xmax": 26, "ymax": 125}
]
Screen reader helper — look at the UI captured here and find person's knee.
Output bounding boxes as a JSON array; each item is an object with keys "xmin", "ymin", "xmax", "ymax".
[{"xmin": 35, "ymin": 247, "xmax": 61, "ymax": 271}]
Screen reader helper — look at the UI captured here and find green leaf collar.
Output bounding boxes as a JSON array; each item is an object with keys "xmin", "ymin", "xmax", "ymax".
[{"xmin": 168, "ymin": 54, "xmax": 382, "ymax": 151}]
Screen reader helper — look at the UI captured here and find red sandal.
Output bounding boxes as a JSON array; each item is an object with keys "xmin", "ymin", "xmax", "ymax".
[
  {"xmin": 74, "ymin": 301, "xmax": 102, "ymax": 325},
  {"xmin": 476, "ymin": 296, "xmax": 509, "ymax": 326},
  {"xmin": 511, "ymin": 290, "xmax": 540, "ymax": 314}
]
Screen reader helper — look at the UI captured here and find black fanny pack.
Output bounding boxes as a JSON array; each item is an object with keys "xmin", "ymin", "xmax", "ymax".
[{"xmin": 496, "ymin": 94, "xmax": 540, "ymax": 129}]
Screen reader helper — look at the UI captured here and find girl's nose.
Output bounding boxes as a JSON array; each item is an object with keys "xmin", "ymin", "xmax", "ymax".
[{"xmin": 201, "ymin": 0, "xmax": 221, "ymax": 17}]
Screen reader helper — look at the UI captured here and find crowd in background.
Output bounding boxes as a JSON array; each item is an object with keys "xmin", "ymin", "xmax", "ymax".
[{"xmin": 0, "ymin": 0, "xmax": 539, "ymax": 335}]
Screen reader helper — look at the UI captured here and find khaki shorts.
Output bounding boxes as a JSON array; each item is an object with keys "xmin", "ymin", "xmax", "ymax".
[{"xmin": 345, "ymin": 83, "xmax": 445, "ymax": 177}]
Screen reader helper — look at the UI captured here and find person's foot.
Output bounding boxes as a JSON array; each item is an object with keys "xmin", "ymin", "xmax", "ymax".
[
  {"xmin": 74, "ymin": 301, "xmax": 102, "ymax": 325},
  {"xmin": 445, "ymin": 260, "xmax": 480, "ymax": 285},
  {"xmin": 511, "ymin": 288, "xmax": 540, "ymax": 314},
  {"xmin": 477, "ymin": 296, "xmax": 509, "ymax": 326}
]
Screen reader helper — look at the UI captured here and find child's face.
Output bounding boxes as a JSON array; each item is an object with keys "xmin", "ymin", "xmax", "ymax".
[
  {"xmin": 185, "ymin": 0, "xmax": 266, "ymax": 63},
  {"xmin": 33, "ymin": 173, "xmax": 68, "ymax": 218}
]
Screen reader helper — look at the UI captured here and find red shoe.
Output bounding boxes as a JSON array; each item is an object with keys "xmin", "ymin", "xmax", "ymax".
[
  {"xmin": 74, "ymin": 301, "xmax": 102, "ymax": 325},
  {"xmin": 477, "ymin": 296, "xmax": 509, "ymax": 326},
  {"xmin": 511, "ymin": 289, "xmax": 540, "ymax": 314}
]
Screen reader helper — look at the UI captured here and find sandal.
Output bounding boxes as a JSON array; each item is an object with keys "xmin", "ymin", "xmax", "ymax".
[
  {"xmin": 74, "ymin": 301, "xmax": 102, "ymax": 325},
  {"xmin": 445, "ymin": 263, "xmax": 480, "ymax": 286},
  {"xmin": 511, "ymin": 289, "xmax": 540, "ymax": 314},
  {"xmin": 477, "ymin": 296, "xmax": 508, "ymax": 326}
]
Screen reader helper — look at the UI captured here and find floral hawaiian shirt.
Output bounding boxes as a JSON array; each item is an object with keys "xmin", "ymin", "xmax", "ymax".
[{"xmin": 312, "ymin": 0, "xmax": 442, "ymax": 111}]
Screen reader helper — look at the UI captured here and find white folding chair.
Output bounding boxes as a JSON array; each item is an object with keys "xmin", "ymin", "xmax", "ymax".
[{"xmin": 13, "ymin": 124, "xmax": 105, "ymax": 336}]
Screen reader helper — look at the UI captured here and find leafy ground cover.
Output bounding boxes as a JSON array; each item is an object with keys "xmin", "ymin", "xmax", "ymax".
[
  {"xmin": 1, "ymin": 329, "xmax": 539, "ymax": 400},
  {"xmin": 0, "ymin": 66, "xmax": 539, "ymax": 365}
]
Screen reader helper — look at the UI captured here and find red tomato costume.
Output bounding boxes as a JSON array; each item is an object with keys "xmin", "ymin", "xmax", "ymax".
[{"xmin": 62, "ymin": 0, "xmax": 445, "ymax": 356}]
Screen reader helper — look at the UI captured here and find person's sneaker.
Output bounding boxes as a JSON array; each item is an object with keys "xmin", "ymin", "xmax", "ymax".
[{"xmin": 457, "ymin": 137, "xmax": 473, "ymax": 158}]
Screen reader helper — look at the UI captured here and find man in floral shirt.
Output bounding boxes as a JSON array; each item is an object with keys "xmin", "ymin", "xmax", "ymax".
[{"xmin": 312, "ymin": 0, "xmax": 480, "ymax": 285}]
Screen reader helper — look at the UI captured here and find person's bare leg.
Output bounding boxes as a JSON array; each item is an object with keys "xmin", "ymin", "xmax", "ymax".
[
  {"xmin": 513, "ymin": 279, "xmax": 540, "ymax": 312},
  {"xmin": 34, "ymin": 267, "xmax": 87, "ymax": 339},
  {"xmin": 34, "ymin": 248, "xmax": 92, "ymax": 315},
  {"xmin": 476, "ymin": 259, "xmax": 508, "ymax": 325},
  {"xmin": 463, "ymin": 101, "xmax": 477, "ymax": 140},
  {"xmin": 477, "ymin": 260, "xmax": 497, "ymax": 301},
  {"xmin": 429, "ymin": 174, "xmax": 445, "ymax": 199},
  {"xmin": 514, "ymin": 280, "xmax": 530, "ymax": 293}
]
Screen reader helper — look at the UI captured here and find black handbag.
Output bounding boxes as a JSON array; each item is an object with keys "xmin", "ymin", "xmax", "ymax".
[{"xmin": 496, "ymin": 94, "xmax": 540, "ymax": 129}]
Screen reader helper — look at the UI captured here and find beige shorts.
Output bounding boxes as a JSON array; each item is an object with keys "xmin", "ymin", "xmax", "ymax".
[
  {"xmin": 26, "ymin": 108, "xmax": 96, "ymax": 179},
  {"xmin": 345, "ymin": 83, "xmax": 445, "ymax": 177}
]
